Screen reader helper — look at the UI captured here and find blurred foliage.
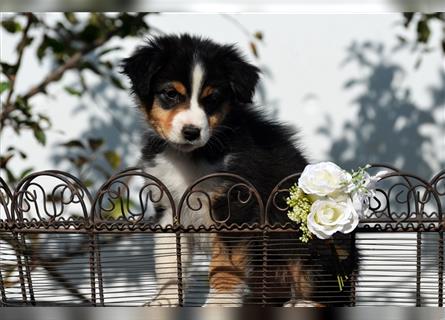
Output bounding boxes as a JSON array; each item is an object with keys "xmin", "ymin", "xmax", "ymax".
[
  {"xmin": 399, "ymin": 12, "xmax": 445, "ymax": 68},
  {"xmin": 60, "ymin": 137, "xmax": 124, "ymax": 186},
  {"xmin": 0, "ymin": 12, "xmax": 152, "ymax": 185},
  {"xmin": 3, "ymin": 12, "xmax": 440, "ymax": 187},
  {"xmin": 1, "ymin": 12, "xmax": 264, "ymax": 187}
]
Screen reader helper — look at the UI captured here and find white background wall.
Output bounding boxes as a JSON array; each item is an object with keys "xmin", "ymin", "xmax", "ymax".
[
  {"xmin": 1, "ymin": 13, "xmax": 444, "ymax": 181},
  {"xmin": 1, "ymin": 13, "xmax": 444, "ymax": 306}
]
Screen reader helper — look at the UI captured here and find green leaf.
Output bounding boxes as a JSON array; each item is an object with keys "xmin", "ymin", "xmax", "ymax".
[
  {"xmin": 0, "ymin": 81, "xmax": 10, "ymax": 94},
  {"xmin": 81, "ymin": 61, "xmax": 102, "ymax": 76},
  {"xmin": 36, "ymin": 40, "xmax": 48, "ymax": 61},
  {"xmin": 109, "ymin": 75, "xmax": 125, "ymax": 89},
  {"xmin": 5, "ymin": 168, "xmax": 16, "ymax": 184},
  {"xmin": 69, "ymin": 156, "xmax": 89, "ymax": 168},
  {"xmin": 403, "ymin": 13, "xmax": 415, "ymax": 27},
  {"xmin": 19, "ymin": 167, "xmax": 34, "ymax": 179},
  {"xmin": 33, "ymin": 126, "xmax": 46, "ymax": 145},
  {"xmin": 88, "ymin": 138, "xmax": 104, "ymax": 151},
  {"xmin": 104, "ymin": 150, "xmax": 121, "ymax": 170},
  {"xmin": 396, "ymin": 35, "xmax": 406, "ymax": 44},
  {"xmin": 1, "ymin": 62, "xmax": 17, "ymax": 77},
  {"xmin": 64, "ymin": 86, "xmax": 82, "ymax": 96},
  {"xmin": 63, "ymin": 12, "xmax": 78, "ymax": 25},
  {"xmin": 417, "ymin": 19, "xmax": 431, "ymax": 43},
  {"xmin": 103, "ymin": 198, "xmax": 136, "ymax": 220},
  {"xmin": 79, "ymin": 23, "xmax": 102, "ymax": 43},
  {"xmin": 61, "ymin": 139, "xmax": 85, "ymax": 148},
  {"xmin": 249, "ymin": 41, "xmax": 258, "ymax": 58},
  {"xmin": 38, "ymin": 113, "xmax": 51, "ymax": 126},
  {"xmin": 45, "ymin": 35, "xmax": 65, "ymax": 54},
  {"xmin": 1, "ymin": 19, "xmax": 22, "ymax": 33},
  {"xmin": 253, "ymin": 31, "xmax": 263, "ymax": 41},
  {"xmin": 98, "ymin": 46, "xmax": 121, "ymax": 57},
  {"xmin": 46, "ymin": 193, "xmax": 63, "ymax": 202},
  {"xmin": 102, "ymin": 60, "xmax": 113, "ymax": 69},
  {"xmin": 84, "ymin": 179, "xmax": 94, "ymax": 188},
  {"xmin": 0, "ymin": 154, "xmax": 14, "ymax": 168}
]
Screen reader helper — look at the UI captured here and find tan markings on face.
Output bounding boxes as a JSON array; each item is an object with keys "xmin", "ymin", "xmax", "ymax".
[
  {"xmin": 208, "ymin": 235, "xmax": 247, "ymax": 292},
  {"xmin": 208, "ymin": 104, "xmax": 231, "ymax": 130},
  {"xmin": 201, "ymin": 85, "xmax": 215, "ymax": 99},
  {"xmin": 170, "ymin": 81, "xmax": 187, "ymax": 96},
  {"xmin": 144, "ymin": 98, "xmax": 189, "ymax": 138}
]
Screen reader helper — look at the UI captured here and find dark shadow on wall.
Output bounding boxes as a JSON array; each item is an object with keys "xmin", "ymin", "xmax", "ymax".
[{"xmin": 318, "ymin": 41, "xmax": 445, "ymax": 179}]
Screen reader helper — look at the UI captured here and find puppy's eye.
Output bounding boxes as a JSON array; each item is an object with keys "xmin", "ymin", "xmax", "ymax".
[
  {"xmin": 203, "ymin": 90, "xmax": 221, "ymax": 102},
  {"xmin": 160, "ymin": 89, "xmax": 180, "ymax": 101}
]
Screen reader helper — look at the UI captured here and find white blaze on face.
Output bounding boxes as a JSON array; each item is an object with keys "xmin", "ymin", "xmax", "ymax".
[{"xmin": 170, "ymin": 62, "xmax": 210, "ymax": 147}]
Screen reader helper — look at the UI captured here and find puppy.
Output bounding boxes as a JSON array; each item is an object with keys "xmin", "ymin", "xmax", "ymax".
[{"xmin": 121, "ymin": 34, "xmax": 354, "ymax": 306}]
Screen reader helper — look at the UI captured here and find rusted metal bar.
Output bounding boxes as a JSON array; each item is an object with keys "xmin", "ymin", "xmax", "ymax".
[{"xmin": 416, "ymin": 231, "xmax": 422, "ymax": 306}]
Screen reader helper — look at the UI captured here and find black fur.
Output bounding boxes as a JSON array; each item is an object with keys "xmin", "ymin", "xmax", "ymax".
[
  {"xmin": 122, "ymin": 34, "xmax": 260, "ymax": 110},
  {"xmin": 122, "ymin": 34, "xmax": 354, "ymax": 306}
]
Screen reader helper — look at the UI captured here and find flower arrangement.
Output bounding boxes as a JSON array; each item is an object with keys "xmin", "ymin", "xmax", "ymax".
[
  {"xmin": 287, "ymin": 162, "xmax": 387, "ymax": 243},
  {"xmin": 286, "ymin": 162, "xmax": 388, "ymax": 291}
]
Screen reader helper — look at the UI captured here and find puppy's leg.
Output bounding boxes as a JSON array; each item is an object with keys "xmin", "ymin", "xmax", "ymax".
[
  {"xmin": 203, "ymin": 235, "xmax": 247, "ymax": 307},
  {"xmin": 145, "ymin": 213, "xmax": 193, "ymax": 306},
  {"xmin": 283, "ymin": 261, "xmax": 323, "ymax": 307}
]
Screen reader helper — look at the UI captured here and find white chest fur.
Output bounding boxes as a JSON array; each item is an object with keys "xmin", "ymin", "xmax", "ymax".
[{"xmin": 145, "ymin": 148, "xmax": 222, "ymax": 227}]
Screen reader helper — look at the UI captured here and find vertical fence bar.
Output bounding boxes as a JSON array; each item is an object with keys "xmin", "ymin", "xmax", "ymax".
[
  {"xmin": 95, "ymin": 233, "xmax": 105, "ymax": 306},
  {"xmin": 261, "ymin": 227, "xmax": 268, "ymax": 307},
  {"xmin": 350, "ymin": 232, "xmax": 357, "ymax": 306},
  {"xmin": 0, "ymin": 259, "xmax": 6, "ymax": 305},
  {"xmin": 19, "ymin": 234, "xmax": 35, "ymax": 305},
  {"xmin": 88, "ymin": 229, "xmax": 97, "ymax": 306},
  {"xmin": 439, "ymin": 226, "xmax": 443, "ymax": 306},
  {"xmin": 175, "ymin": 229, "xmax": 184, "ymax": 307},
  {"xmin": 416, "ymin": 232, "xmax": 422, "ymax": 306},
  {"xmin": 12, "ymin": 233, "xmax": 27, "ymax": 304}
]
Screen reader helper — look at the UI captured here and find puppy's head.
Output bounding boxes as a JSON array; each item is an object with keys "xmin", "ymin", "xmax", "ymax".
[{"xmin": 121, "ymin": 34, "xmax": 260, "ymax": 152}]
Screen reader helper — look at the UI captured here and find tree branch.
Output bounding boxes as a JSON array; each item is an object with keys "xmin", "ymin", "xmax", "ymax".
[
  {"xmin": 0, "ymin": 25, "xmax": 116, "ymax": 129},
  {"xmin": 1, "ymin": 13, "xmax": 33, "ymax": 129}
]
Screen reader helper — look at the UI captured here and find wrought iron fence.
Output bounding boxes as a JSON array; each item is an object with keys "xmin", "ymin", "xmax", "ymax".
[{"xmin": 0, "ymin": 165, "xmax": 443, "ymax": 306}]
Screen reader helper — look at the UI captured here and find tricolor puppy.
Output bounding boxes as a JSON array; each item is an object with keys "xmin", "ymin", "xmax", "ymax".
[{"xmin": 122, "ymin": 34, "xmax": 353, "ymax": 306}]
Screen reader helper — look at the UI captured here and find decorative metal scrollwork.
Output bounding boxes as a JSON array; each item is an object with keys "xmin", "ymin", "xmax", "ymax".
[
  {"xmin": 430, "ymin": 170, "xmax": 445, "ymax": 220},
  {"xmin": 92, "ymin": 168, "xmax": 176, "ymax": 226},
  {"xmin": 265, "ymin": 173, "xmax": 301, "ymax": 226},
  {"xmin": 11, "ymin": 170, "xmax": 92, "ymax": 224},
  {"xmin": 365, "ymin": 165, "xmax": 442, "ymax": 225},
  {"xmin": 177, "ymin": 173, "xmax": 264, "ymax": 226},
  {"xmin": 0, "ymin": 165, "xmax": 442, "ymax": 231}
]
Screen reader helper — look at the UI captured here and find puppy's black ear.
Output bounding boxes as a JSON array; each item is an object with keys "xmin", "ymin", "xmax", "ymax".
[
  {"xmin": 229, "ymin": 60, "xmax": 260, "ymax": 104},
  {"xmin": 120, "ymin": 44, "xmax": 162, "ymax": 100}
]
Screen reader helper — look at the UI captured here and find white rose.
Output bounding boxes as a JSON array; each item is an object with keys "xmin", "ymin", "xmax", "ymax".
[
  {"xmin": 307, "ymin": 199, "xmax": 359, "ymax": 239},
  {"xmin": 298, "ymin": 162, "xmax": 352, "ymax": 196}
]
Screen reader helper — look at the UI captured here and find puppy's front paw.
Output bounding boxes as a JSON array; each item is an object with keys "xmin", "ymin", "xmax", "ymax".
[
  {"xmin": 203, "ymin": 298, "xmax": 243, "ymax": 307},
  {"xmin": 283, "ymin": 299, "xmax": 324, "ymax": 307},
  {"xmin": 203, "ymin": 288, "xmax": 244, "ymax": 307}
]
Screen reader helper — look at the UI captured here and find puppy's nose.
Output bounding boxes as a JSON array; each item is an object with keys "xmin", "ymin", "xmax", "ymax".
[{"xmin": 182, "ymin": 125, "xmax": 201, "ymax": 142}]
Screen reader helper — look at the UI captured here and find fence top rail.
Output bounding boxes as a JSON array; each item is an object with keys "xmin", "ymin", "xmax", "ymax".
[{"xmin": 0, "ymin": 165, "xmax": 443, "ymax": 231}]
